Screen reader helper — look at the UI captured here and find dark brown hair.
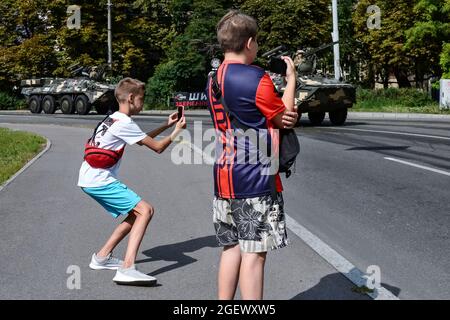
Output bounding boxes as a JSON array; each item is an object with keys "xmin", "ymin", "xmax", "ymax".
[{"xmin": 216, "ymin": 10, "xmax": 258, "ymax": 53}]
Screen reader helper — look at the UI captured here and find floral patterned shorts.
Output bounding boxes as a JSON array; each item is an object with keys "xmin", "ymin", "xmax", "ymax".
[{"xmin": 213, "ymin": 193, "xmax": 289, "ymax": 253}]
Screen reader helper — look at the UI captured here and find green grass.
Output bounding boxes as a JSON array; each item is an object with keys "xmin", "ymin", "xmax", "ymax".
[
  {"xmin": 352, "ymin": 285, "xmax": 375, "ymax": 295},
  {"xmin": 353, "ymin": 88, "xmax": 450, "ymax": 114},
  {"xmin": 0, "ymin": 128, "xmax": 46, "ymax": 185}
]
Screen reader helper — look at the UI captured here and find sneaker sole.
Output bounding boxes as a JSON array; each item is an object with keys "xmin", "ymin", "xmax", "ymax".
[
  {"xmin": 113, "ymin": 279, "xmax": 157, "ymax": 287},
  {"xmin": 89, "ymin": 263, "xmax": 120, "ymax": 271}
]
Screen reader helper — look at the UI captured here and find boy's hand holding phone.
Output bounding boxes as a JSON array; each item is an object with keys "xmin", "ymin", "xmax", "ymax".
[
  {"xmin": 168, "ymin": 106, "xmax": 185, "ymax": 126},
  {"xmin": 170, "ymin": 116, "xmax": 186, "ymax": 141},
  {"xmin": 176, "ymin": 116, "xmax": 186, "ymax": 129},
  {"xmin": 168, "ymin": 112, "xmax": 178, "ymax": 127}
]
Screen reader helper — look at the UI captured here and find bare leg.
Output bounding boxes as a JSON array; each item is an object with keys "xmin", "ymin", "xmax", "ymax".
[
  {"xmin": 218, "ymin": 244, "xmax": 241, "ymax": 300},
  {"xmin": 97, "ymin": 213, "xmax": 136, "ymax": 258},
  {"xmin": 239, "ymin": 252, "xmax": 267, "ymax": 300},
  {"xmin": 122, "ymin": 200, "xmax": 154, "ymax": 268}
]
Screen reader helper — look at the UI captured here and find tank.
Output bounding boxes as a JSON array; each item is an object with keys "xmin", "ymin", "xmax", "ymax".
[
  {"xmin": 262, "ymin": 43, "xmax": 356, "ymax": 125},
  {"xmin": 20, "ymin": 64, "xmax": 118, "ymax": 115}
]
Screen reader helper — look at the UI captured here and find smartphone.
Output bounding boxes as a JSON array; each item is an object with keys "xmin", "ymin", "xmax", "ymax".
[{"xmin": 177, "ymin": 106, "xmax": 184, "ymax": 120}]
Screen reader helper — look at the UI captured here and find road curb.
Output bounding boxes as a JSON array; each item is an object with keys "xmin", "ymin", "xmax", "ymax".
[
  {"xmin": 0, "ymin": 132, "xmax": 51, "ymax": 193},
  {"xmin": 347, "ymin": 112, "xmax": 450, "ymax": 121},
  {"xmin": 2, "ymin": 109, "xmax": 450, "ymax": 121}
]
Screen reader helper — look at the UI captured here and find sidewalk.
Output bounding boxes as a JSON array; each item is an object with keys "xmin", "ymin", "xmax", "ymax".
[{"xmin": 0, "ymin": 123, "xmax": 370, "ymax": 300}]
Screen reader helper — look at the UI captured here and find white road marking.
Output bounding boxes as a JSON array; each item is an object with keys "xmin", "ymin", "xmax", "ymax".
[
  {"xmin": 186, "ymin": 141, "xmax": 399, "ymax": 300},
  {"xmin": 384, "ymin": 157, "xmax": 450, "ymax": 176},
  {"xmin": 286, "ymin": 216, "xmax": 398, "ymax": 300}
]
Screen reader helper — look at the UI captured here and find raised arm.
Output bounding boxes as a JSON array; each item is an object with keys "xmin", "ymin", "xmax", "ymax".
[
  {"xmin": 144, "ymin": 112, "xmax": 178, "ymax": 138},
  {"xmin": 271, "ymin": 56, "xmax": 298, "ymax": 129},
  {"xmin": 137, "ymin": 114, "xmax": 186, "ymax": 154}
]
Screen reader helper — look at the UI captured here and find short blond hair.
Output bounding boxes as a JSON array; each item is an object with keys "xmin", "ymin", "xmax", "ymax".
[{"xmin": 115, "ymin": 77, "xmax": 145, "ymax": 103}]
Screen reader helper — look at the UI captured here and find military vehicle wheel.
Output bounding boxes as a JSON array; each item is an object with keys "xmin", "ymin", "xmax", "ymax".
[
  {"xmin": 329, "ymin": 109, "xmax": 348, "ymax": 126},
  {"xmin": 308, "ymin": 112, "xmax": 325, "ymax": 126},
  {"xmin": 75, "ymin": 95, "xmax": 91, "ymax": 115},
  {"xmin": 42, "ymin": 95, "xmax": 57, "ymax": 114},
  {"xmin": 29, "ymin": 96, "xmax": 42, "ymax": 114},
  {"xmin": 95, "ymin": 104, "xmax": 109, "ymax": 115},
  {"xmin": 60, "ymin": 95, "xmax": 75, "ymax": 114}
]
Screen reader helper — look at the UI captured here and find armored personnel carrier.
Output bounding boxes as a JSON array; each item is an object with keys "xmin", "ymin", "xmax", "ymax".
[
  {"xmin": 21, "ymin": 64, "xmax": 118, "ymax": 115},
  {"xmin": 263, "ymin": 43, "xmax": 356, "ymax": 125}
]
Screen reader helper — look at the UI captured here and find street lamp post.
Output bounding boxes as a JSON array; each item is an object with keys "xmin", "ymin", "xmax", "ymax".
[
  {"xmin": 331, "ymin": 0, "xmax": 341, "ymax": 80},
  {"xmin": 107, "ymin": 0, "xmax": 112, "ymax": 71}
]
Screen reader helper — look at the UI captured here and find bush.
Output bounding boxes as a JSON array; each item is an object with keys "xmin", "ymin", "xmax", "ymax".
[
  {"xmin": 355, "ymin": 88, "xmax": 442, "ymax": 113},
  {"xmin": 0, "ymin": 91, "xmax": 27, "ymax": 110},
  {"xmin": 145, "ymin": 61, "xmax": 178, "ymax": 110}
]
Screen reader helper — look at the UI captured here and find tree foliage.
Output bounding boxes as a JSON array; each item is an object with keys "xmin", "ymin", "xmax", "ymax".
[
  {"xmin": 0, "ymin": 0, "xmax": 172, "ymax": 90},
  {"xmin": 0, "ymin": 0, "xmax": 449, "ymax": 104},
  {"xmin": 241, "ymin": 0, "xmax": 331, "ymax": 56},
  {"xmin": 145, "ymin": 0, "xmax": 228, "ymax": 107},
  {"xmin": 406, "ymin": 0, "xmax": 450, "ymax": 80},
  {"xmin": 353, "ymin": 0, "xmax": 420, "ymax": 88}
]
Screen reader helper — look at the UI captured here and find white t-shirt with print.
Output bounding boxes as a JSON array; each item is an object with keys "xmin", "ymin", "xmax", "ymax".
[{"xmin": 77, "ymin": 111, "xmax": 147, "ymax": 188}]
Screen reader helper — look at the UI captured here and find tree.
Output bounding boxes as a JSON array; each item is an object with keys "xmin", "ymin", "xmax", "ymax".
[
  {"xmin": 441, "ymin": 43, "xmax": 450, "ymax": 79},
  {"xmin": 354, "ymin": 0, "xmax": 419, "ymax": 88},
  {"xmin": 0, "ymin": 0, "xmax": 59, "ymax": 90},
  {"xmin": 338, "ymin": 0, "xmax": 366, "ymax": 83},
  {"xmin": 241, "ymin": 0, "xmax": 331, "ymax": 57},
  {"xmin": 405, "ymin": 0, "xmax": 450, "ymax": 84},
  {"xmin": 0, "ymin": 0, "xmax": 174, "ymax": 91},
  {"xmin": 53, "ymin": 0, "xmax": 173, "ymax": 80},
  {"xmin": 146, "ymin": 0, "xmax": 228, "ymax": 107}
]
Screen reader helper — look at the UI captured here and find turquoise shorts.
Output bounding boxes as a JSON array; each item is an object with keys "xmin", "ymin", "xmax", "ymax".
[{"xmin": 81, "ymin": 181, "xmax": 142, "ymax": 218}]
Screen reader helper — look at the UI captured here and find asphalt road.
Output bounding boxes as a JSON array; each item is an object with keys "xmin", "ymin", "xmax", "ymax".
[
  {"xmin": 0, "ymin": 112, "xmax": 449, "ymax": 299},
  {"xmin": 287, "ymin": 118, "xmax": 450, "ymax": 299}
]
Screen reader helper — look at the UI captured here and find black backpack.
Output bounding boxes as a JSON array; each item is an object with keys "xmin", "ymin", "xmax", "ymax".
[
  {"xmin": 278, "ymin": 128, "xmax": 300, "ymax": 177},
  {"xmin": 210, "ymin": 72, "xmax": 300, "ymax": 178}
]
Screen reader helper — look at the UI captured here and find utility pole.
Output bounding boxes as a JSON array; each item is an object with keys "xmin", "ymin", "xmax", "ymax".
[
  {"xmin": 107, "ymin": 0, "xmax": 112, "ymax": 71},
  {"xmin": 331, "ymin": 0, "xmax": 341, "ymax": 80}
]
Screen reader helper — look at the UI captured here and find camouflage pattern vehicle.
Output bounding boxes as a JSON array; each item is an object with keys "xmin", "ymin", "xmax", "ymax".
[
  {"xmin": 21, "ymin": 64, "xmax": 118, "ymax": 115},
  {"xmin": 263, "ymin": 43, "xmax": 356, "ymax": 125}
]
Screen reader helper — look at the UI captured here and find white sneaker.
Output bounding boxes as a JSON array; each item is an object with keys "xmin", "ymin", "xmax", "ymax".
[
  {"xmin": 89, "ymin": 253, "xmax": 123, "ymax": 270},
  {"xmin": 113, "ymin": 265, "xmax": 157, "ymax": 286}
]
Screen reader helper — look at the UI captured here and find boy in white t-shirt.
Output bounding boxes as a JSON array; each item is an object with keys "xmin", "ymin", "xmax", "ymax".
[{"xmin": 78, "ymin": 77, "xmax": 186, "ymax": 285}]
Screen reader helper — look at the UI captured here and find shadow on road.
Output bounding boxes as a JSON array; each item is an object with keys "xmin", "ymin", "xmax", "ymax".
[
  {"xmin": 297, "ymin": 121, "xmax": 368, "ymax": 128},
  {"xmin": 290, "ymin": 271, "xmax": 401, "ymax": 300},
  {"xmin": 346, "ymin": 146, "xmax": 410, "ymax": 151},
  {"xmin": 136, "ymin": 235, "xmax": 218, "ymax": 276}
]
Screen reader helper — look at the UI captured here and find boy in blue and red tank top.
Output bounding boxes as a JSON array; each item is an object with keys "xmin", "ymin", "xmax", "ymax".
[{"xmin": 206, "ymin": 10, "xmax": 298, "ymax": 299}]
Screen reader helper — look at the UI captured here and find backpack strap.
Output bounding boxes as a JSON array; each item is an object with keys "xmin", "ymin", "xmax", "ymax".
[
  {"xmin": 89, "ymin": 113, "xmax": 113, "ymax": 145},
  {"xmin": 210, "ymin": 72, "xmax": 250, "ymax": 131}
]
